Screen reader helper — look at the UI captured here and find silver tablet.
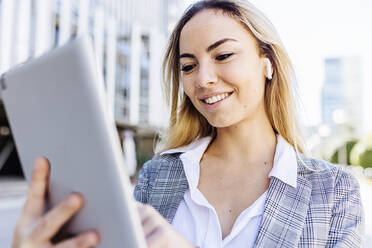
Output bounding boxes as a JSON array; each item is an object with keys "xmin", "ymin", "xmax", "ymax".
[{"xmin": 0, "ymin": 36, "xmax": 146, "ymax": 248}]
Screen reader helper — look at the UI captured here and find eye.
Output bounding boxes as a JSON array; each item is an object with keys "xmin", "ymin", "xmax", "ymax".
[
  {"xmin": 181, "ymin": 64, "xmax": 196, "ymax": 72},
  {"xmin": 216, "ymin": 53, "xmax": 233, "ymax": 61}
]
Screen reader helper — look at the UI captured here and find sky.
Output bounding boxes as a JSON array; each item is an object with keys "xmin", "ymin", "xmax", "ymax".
[{"xmin": 183, "ymin": 0, "xmax": 372, "ymax": 133}]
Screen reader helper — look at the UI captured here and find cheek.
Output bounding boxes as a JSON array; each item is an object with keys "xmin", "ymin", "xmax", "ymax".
[
  {"xmin": 221, "ymin": 54, "xmax": 262, "ymax": 81},
  {"xmin": 181, "ymin": 78, "xmax": 194, "ymax": 98},
  {"xmin": 220, "ymin": 58, "xmax": 264, "ymax": 93},
  {"xmin": 181, "ymin": 79, "xmax": 202, "ymax": 109},
  {"xmin": 219, "ymin": 58, "xmax": 266, "ymax": 108}
]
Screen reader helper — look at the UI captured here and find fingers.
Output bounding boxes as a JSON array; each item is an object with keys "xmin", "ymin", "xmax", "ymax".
[
  {"xmin": 136, "ymin": 202, "xmax": 169, "ymax": 247},
  {"xmin": 141, "ymin": 210, "xmax": 162, "ymax": 236},
  {"xmin": 137, "ymin": 203, "xmax": 161, "ymax": 236},
  {"xmin": 53, "ymin": 231, "xmax": 100, "ymax": 248},
  {"xmin": 30, "ymin": 193, "xmax": 84, "ymax": 243},
  {"xmin": 12, "ymin": 157, "xmax": 100, "ymax": 248},
  {"xmin": 21, "ymin": 157, "xmax": 50, "ymax": 223},
  {"xmin": 146, "ymin": 228, "xmax": 167, "ymax": 248},
  {"xmin": 136, "ymin": 202, "xmax": 194, "ymax": 248}
]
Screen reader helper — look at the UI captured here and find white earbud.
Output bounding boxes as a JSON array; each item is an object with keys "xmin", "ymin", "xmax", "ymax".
[{"xmin": 264, "ymin": 58, "xmax": 272, "ymax": 80}]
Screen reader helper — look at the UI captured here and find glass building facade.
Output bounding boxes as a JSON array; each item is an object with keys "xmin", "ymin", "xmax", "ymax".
[
  {"xmin": 0, "ymin": 0, "xmax": 176, "ymax": 128},
  {"xmin": 0, "ymin": 0, "xmax": 187, "ymax": 176},
  {"xmin": 321, "ymin": 57, "xmax": 363, "ymax": 130}
]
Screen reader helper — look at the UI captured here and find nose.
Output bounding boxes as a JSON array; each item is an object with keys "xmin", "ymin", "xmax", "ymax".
[{"xmin": 195, "ymin": 61, "xmax": 217, "ymax": 88}]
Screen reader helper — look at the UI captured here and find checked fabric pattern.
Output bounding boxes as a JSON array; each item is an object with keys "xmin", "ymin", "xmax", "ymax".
[{"xmin": 134, "ymin": 153, "xmax": 364, "ymax": 247}]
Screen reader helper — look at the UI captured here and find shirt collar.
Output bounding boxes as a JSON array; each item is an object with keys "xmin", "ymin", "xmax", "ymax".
[
  {"xmin": 160, "ymin": 136, "xmax": 212, "ymax": 157},
  {"xmin": 269, "ymin": 135, "xmax": 298, "ymax": 188},
  {"xmin": 160, "ymin": 135, "xmax": 298, "ymax": 188},
  {"xmin": 160, "ymin": 136, "xmax": 212, "ymax": 191}
]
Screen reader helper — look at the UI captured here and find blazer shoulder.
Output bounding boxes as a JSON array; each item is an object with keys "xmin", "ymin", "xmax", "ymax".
[
  {"xmin": 298, "ymin": 156, "xmax": 364, "ymax": 246},
  {"xmin": 299, "ymin": 155, "xmax": 360, "ymax": 192},
  {"xmin": 301, "ymin": 154, "xmax": 353, "ymax": 176},
  {"xmin": 142, "ymin": 153, "xmax": 182, "ymax": 172},
  {"xmin": 134, "ymin": 153, "xmax": 180, "ymax": 203},
  {"xmin": 136, "ymin": 153, "xmax": 182, "ymax": 188},
  {"xmin": 134, "ymin": 152, "xmax": 186, "ymax": 206}
]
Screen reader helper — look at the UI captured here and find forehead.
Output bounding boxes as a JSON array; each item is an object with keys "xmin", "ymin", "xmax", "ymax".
[{"xmin": 179, "ymin": 9, "xmax": 257, "ymax": 52}]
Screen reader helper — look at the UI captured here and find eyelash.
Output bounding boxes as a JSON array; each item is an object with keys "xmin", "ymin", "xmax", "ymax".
[
  {"xmin": 215, "ymin": 52, "xmax": 233, "ymax": 61},
  {"xmin": 181, "ymin": 64, "xmax": 196, "ymax": 72},
  {"xmin": 180, "ymin": 53, "xmax": 234, "ymax": 72}
]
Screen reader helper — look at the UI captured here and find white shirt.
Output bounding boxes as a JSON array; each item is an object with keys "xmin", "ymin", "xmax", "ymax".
[{"xmin": 161, "ymin": 135, "xmax": 298, "ymax": 248}]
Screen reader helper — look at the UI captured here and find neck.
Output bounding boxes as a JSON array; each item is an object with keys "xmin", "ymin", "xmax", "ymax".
[{"xmin": 207, "ymin": 111, "xmax": 277, "ymax": 167}]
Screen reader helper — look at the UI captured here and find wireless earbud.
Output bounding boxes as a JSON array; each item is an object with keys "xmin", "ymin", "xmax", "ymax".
[{"xmin": 264, "ymin": 58, "xmax": 272, "ymax": 80}]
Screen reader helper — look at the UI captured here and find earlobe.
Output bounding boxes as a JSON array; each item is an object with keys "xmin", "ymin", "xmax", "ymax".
[{"xmin": 264, "ymin": 58, "xmax": 272, "ymax": 80}]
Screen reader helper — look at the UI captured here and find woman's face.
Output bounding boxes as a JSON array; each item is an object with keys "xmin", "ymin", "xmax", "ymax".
[{"xmin": 179, "ymin": 9, "xmax": 268, "ymax": 128}]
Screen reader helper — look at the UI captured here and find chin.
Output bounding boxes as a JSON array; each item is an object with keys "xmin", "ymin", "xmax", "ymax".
[{"xmin": 206, "ymin": 116, "xmax": 237, "ymax": 128}]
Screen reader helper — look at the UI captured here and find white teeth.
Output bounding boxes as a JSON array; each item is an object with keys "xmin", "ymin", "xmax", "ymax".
[{"xmin": 204, "ymin": 92, "xmax": 230, "ymax": 104}]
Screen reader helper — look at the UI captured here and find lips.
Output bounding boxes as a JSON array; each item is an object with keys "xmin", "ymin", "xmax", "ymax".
[
  {"xmin": 200, "ymin": 91, "xmax": 233, "ymax": 105},
  {"xmin": 200, "ymin": 92, "xmax": 234, "ymax": 111}
]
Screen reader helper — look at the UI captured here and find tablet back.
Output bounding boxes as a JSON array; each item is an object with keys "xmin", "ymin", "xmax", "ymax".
[{"xmin": 0, "ymin": 36, "xmax": 146, "ymax": 248}]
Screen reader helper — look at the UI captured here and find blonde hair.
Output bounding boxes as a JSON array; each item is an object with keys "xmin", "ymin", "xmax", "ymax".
[{"xmin": 156, "ymin": 0, "xmax": 305, "ymax": 155}]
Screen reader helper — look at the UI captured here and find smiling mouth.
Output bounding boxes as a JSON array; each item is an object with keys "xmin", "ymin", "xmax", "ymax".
[{"xmin": 201, "ymin": 92, "xmax": 233, "ymax": 105}]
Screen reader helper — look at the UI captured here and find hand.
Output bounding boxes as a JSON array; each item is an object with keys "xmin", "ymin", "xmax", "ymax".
[
  {"xmin": 11, "ymin": 157, "xmax": 100, "ymax": 248},
  {"xmin": 136, "ymin": 202, "xmax": 195, "ymax": 248}
]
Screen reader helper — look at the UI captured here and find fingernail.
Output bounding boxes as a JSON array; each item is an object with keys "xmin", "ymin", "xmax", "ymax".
[
  {"xmin": 35, "ymin": 157, "xmax": 49, "ymax": 169},
  {"xmin": 72, "ymin": 192, "xmax": 85, "ymax": 203},
  {"xmin": 42, "ymin": 156, "xmax": 50, "ymax": 163},
  {"xmin": 35, "ymin": 157, "xmax": 44, "ymax": 165},
  {"xmin": 87, "ymin": 232, "xmax": 99, "ymax": 244},
  {"xmin": 68, "ymin": 194, "xmax": 83, "ymax": 207}
]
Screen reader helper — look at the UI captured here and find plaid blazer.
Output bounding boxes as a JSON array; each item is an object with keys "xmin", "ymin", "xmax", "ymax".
[{"xmin": 134, "ymin": 153, "xmax": 364, "ymax": 247}]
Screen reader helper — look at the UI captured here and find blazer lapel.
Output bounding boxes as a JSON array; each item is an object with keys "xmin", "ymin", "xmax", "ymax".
[
  {"xmin": 254, "ymin": 172, "xmax": 312, "ymax": 247},
  {"xmin": 148, "ymin": 155, "xmax": 189, "ymax": 223}
]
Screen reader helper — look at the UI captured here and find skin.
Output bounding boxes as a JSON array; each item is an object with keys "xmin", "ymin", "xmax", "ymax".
[
  {"xmin": 12, "ymin": 158, "xmax": 194, "ymax": 248},
  {"xmin": 12, "ymin": 158, "xmax": 100, "ymax": 248},
  {"xmin": 179, "ymin": 9, "xmax": 276, "ymax": 238},
  {"xmin": 12, "ymin": 8, "xmax": 277, "ymax": 248}
]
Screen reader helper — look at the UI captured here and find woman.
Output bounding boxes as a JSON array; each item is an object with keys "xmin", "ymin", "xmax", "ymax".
[
  {"xmin": 134, "ymin": 0, "xmax": 364, "ymax": 247},
  {"xmin": 12, "ymin": 0, "xmax": 364, "ymax": 247}
]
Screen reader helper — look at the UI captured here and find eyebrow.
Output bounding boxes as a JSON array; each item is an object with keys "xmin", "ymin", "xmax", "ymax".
[{"xmin": 179, "ymin": 38, "xmax": 237, "ymax": 59}]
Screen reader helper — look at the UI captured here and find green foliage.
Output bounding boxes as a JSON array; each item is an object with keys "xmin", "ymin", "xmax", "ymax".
[
  {"xmin": 359, "ymin": 148, "xmax": 372, "ymax": 168},
  {"xmin": 330, "ymin": 140, "xmax": 358, "ymax": 165},
  {"xmin": 350, "ymin": 135, "xmax": 372, "ymax": 168},
  {"xmin": 330, "ymin": 151, "xmax": 338, "ymax": 164}
]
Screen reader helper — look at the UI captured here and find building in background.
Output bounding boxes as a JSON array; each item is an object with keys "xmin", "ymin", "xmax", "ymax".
[
  {"xmin": 308, "ymin": 56, "xmax": 364, "ymax": 161},
  {"xmin": 0, "ymin": 0, "xmax": 187, "ymax": 176},
  {"xmin": 321, "ymin": 57, "xmax": 363, "ymax": 130}
]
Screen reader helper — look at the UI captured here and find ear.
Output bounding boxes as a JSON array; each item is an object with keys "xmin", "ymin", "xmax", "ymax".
[{"xmin": 264, "ymin": 58, "xmax": 272, "ymax": 80}]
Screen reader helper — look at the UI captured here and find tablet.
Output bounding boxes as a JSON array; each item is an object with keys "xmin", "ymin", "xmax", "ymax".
[{"xmin": 0, "ymin": 36, "xmax": 146, "ymax": 248}]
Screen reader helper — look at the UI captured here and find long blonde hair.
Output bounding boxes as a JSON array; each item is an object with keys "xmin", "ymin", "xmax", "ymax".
[{"xmin": 157, "ymin": 0, "xmax": 305, "ymax": 155}]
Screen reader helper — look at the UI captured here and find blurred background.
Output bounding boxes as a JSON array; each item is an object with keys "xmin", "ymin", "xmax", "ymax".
[{"xmin": 0, "ymin": 0, "xmax": 371, "ymax": 246}]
